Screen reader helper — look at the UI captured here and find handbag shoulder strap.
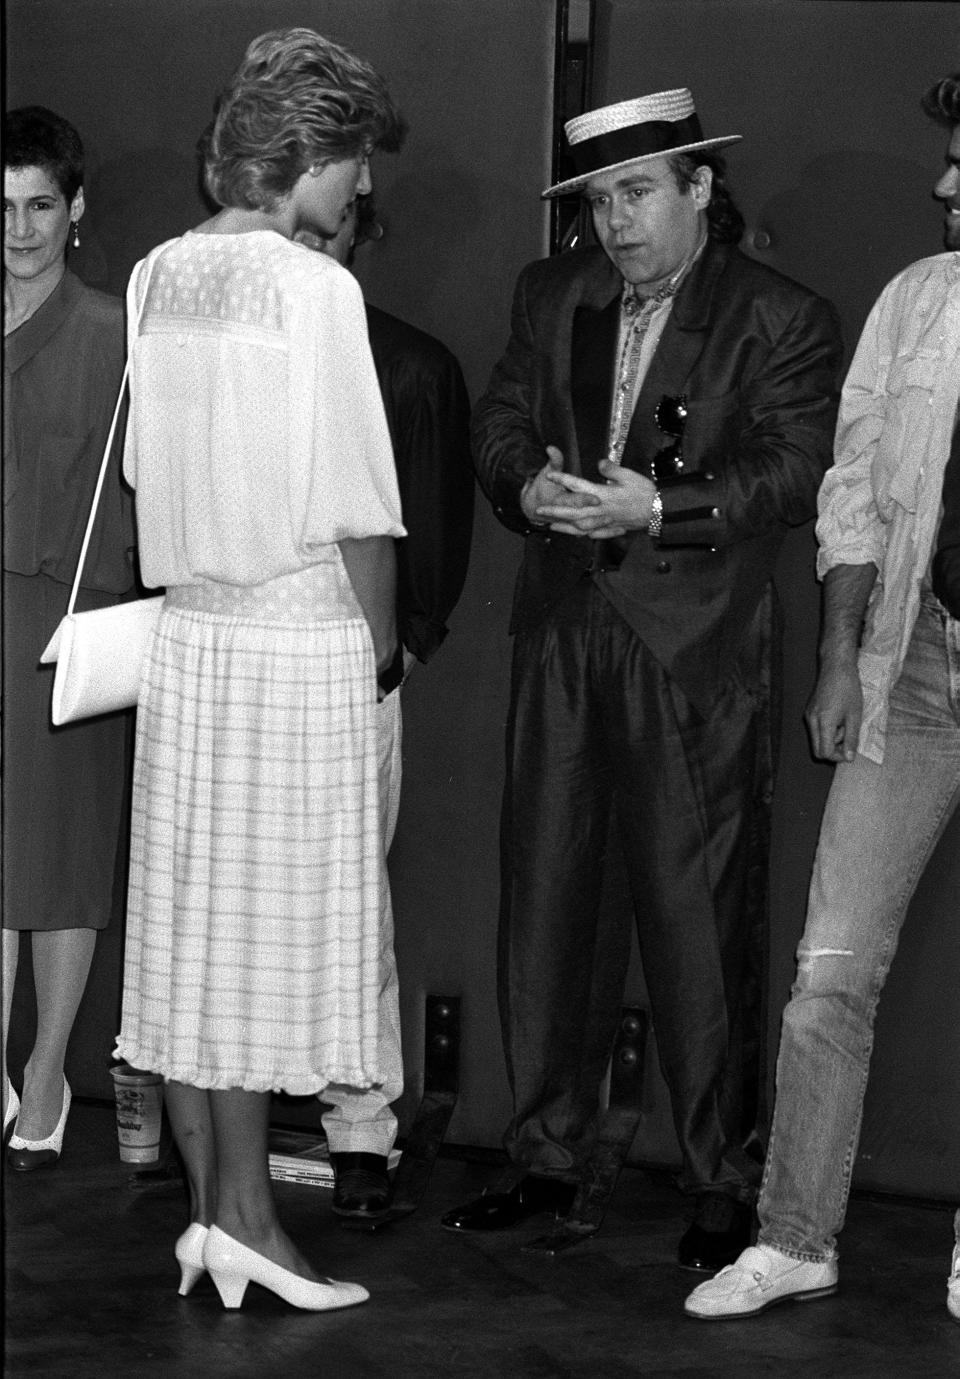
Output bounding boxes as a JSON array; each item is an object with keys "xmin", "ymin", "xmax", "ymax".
[{"xmin": 66, "ymin": 245, "xmax": 163, "ymax": 615}]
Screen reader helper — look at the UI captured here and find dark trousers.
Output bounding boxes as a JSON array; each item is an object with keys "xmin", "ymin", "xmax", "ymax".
[{"xmin": 499, "ymin": 579, "xmax": 769, "ymax": 1200}]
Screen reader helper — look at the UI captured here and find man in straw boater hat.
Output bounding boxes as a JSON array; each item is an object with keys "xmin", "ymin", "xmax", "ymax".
[{"xmin": 442, "ymin": 88, "xmax": 843, "ymax": 1270}]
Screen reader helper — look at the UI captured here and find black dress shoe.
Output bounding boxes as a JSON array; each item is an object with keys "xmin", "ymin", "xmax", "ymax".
[
  {"xmin": 330, "ymin": 1152, "xmax": 391, "ymax": 1218},
  {"xmin": 677, "ymin": 1197, "xmax": 754, "ymax": 1272},
  {"xmin": 441, "ymin": 1175, "xmax": 576, "ymax": 1232}
]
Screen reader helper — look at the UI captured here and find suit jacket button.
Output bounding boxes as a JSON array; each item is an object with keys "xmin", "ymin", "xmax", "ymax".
[{"xmin": 656, "ymin": 560, "xmax": 671, "ymax": 574}]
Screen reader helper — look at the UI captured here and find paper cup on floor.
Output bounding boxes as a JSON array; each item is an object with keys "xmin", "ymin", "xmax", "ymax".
[{"xmin": 110, "ymin": 1065, "xmax": 163, "ymax": 1163}]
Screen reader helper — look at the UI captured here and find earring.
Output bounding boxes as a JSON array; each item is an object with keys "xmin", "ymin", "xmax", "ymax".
[{"xmin": 71, "ymin": 221, "xmax": 80, "ymax": 249}]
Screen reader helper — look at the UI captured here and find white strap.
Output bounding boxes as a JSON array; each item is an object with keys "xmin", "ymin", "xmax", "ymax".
[{"xmin": 66, "ymin": 247, "xmax": 161, "ymax": 615}]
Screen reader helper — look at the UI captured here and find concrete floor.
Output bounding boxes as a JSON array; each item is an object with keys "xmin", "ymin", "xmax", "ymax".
[{"xmin": 5, "ymin": 1101, "xmax": 959, "ymax": 1378}]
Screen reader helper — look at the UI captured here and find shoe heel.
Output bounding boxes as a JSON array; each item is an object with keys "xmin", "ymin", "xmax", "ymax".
[
  {"xmin": 174, "ymin": 1222, "xmax": 209, "ymax": 1297},
  {"xmin": 3, "ymin": 1085, "xmax": 20, "ymax": 1143},
  {"xmin": 178, "ymin": 1262, "xmax": 206, "ymax": 1297},
  {"xmin": 208, "ymin": 1268, "xmax": 248, "ymax": 1310}
]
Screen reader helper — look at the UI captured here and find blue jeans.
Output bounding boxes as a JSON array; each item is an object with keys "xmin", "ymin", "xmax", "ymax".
[{"xmin": 758, "ymin": 595, "xmax": 960, "ymax": 1261}]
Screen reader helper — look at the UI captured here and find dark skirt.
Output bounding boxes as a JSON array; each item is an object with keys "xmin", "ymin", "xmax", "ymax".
[{"xmin": 2, "ymin": 571, "xmax": 131, "ymax": 931}]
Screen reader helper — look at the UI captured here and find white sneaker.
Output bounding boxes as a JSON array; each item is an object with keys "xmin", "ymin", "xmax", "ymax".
[
  {"xmin": 684, "ymin": 1243, "xmax": 838, "ymax": 1320},
  {"xmin": 948, "ymin": 1222, "xmax": 960, "ymax": 1322}
]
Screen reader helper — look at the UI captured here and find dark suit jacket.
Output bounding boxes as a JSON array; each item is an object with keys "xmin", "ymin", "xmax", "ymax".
[
  {"xmin": 365, "ymin": 303, "xmax": 474, "ymax": 664},
  {"xmin": 4, "ymin": 270, "xmax": 134, "ymax": 595},
  {"xmin": 472, "ymin": 241, "xmax": 843, "ymax": 714}
]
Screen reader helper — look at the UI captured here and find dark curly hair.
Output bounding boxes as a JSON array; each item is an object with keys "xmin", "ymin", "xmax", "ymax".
[
  {"xmin": 921, "ymin": 73, "xmax": 960, "ymax": 126},
  {"xmin": 3, "ymin": 106, "xmax": 84, "ymax": 200},
  {"xmin": 203, "ymin": 27, "xmax": 406, "ymax": 212},
  {"xmin": 668, "ymin": 150, "xmax": 744, "ymax": 245}
]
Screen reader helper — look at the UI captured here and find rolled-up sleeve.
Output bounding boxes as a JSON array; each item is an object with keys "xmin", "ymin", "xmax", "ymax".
[{"xmin": 816, "ymin": 293, "xmax": 888, "ymax": 580}]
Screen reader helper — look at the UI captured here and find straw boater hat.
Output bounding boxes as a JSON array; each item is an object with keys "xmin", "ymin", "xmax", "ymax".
[{"xmin": 542, "ymin": 87, "xmax": 741, "ymax": 199}]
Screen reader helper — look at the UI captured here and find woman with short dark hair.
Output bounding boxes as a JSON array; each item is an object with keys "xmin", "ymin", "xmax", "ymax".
[
  {"xmin": 114, "ymin": 28, "xmax": 405, "ymax": 1312},
  {"xmin": 3, "ymin": 107, "xmax": 134, "ymax": 1171}
]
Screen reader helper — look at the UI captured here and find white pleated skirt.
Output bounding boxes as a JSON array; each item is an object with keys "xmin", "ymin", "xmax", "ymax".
[{"xmin": 115, "ymin": 560, "xmax": 389, "ymax": 1094}]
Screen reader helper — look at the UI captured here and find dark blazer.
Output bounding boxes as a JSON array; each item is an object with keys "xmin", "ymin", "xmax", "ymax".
[
  {"xmin": 4, "ymin": 270, "xmax": 134, "ymax": 595},
  {"xmin": 472, "ymin": 241, "xmax": 843, "ymax": 714},
  {"xmin": 365, "ymin": 303, "xmax": 474, "ymax": 664}
]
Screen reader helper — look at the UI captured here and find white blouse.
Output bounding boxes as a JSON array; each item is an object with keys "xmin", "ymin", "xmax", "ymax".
[{"xmin": 124, "ymin": 231, "xmax": 404, "ymax": 591}]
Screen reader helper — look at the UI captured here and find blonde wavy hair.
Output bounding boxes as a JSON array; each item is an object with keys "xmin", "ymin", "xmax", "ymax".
[{"xmin": 203, "ymin": 27, "xmax": 405, "ymax": 211}]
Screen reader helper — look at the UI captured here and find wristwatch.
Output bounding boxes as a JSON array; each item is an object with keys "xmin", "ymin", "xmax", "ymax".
[{"xmin": 648, "ymin": 488, "xmax": 663, "ymax": 539}]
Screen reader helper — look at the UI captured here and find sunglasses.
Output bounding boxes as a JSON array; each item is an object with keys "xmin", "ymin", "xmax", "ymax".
[{"xmin": 652, "ymin": 393, "xmax": 688, "ymax": 483}]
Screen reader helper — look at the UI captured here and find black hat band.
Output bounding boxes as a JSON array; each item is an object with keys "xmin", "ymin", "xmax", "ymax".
[{"xmin": 569, "ymin": 113, "xmax": 705, "ymax": 179}]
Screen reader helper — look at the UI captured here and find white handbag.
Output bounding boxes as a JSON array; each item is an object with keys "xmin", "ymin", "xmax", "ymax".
[
  {"xmin": 41, "ymin": 251, "xmax": 163, "ymax": 725},
  {"xmin": 41, "ymin": 594, "xmax": 163, "ymax": 725}
]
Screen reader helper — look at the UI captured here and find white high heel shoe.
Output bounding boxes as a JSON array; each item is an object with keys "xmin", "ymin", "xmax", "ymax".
[
  {"xmin": 175, "ymin": 1222, "xmax": 209, "ymax": 1296},
  {"xmin": 202, "ymin": 1226, "xmax": 370, "ymax": 1311},
  {"xmin": 8, "ymin": 1077, "xmax": 71, "ymax": 1171},
  {"xmin": 3, "ymin": 1085, "xmax": 20, "ymax": 1144}
]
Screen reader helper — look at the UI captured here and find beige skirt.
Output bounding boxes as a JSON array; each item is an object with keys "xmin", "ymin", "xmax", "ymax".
[{"xmin": 115, "ymin": 561, "xmax": 390, "ymax": 1094}]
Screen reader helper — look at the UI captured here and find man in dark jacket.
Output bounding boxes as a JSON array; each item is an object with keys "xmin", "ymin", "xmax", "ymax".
[
  {"xmin": 301, "ymin": 198, "xmax": 474, "ymax": 1218},
  {"xmin": 442, "ymin": 88, "xmax": 842, "ymax": 1270}
]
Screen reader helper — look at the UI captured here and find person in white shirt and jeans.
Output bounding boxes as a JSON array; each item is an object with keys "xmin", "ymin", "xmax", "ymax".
[{"xmin": 686, "ymin": 69, "xmax": 960, "ymax": 1324}]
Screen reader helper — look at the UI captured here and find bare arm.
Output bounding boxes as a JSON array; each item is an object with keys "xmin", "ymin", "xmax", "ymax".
[
  {"xmin": 804, "ymin": 562, "xmax": 877, "ymax": 762},
  {"xmin": 339, "ymin": 536, "xmax": 397, "ymax": 685}
]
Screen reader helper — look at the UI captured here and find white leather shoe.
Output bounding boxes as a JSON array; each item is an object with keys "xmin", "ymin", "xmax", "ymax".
[
  {"xmin": 175, "ymin": 1222, "xmax": 209, "ymax": 1296},
  {"xmin": 948, "ymin": 1224, "xmax": 960, "ymax": 1322},
  {"xmin": 685, "ymin": 1243, "xmax": 838, "ymax": 1320},
  {"xmin": 202, "ymin": 1226, "xmax": 370, "ymax": 1311},
  {"xmin": 8, "ymin": 1077, "xmax": 71, "ymax": 1171}
]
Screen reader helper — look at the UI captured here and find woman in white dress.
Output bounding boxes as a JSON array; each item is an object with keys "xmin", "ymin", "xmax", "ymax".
[{"xmin": 115, "ymin": 28, "xmax": 405, "ymax": 1312}]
